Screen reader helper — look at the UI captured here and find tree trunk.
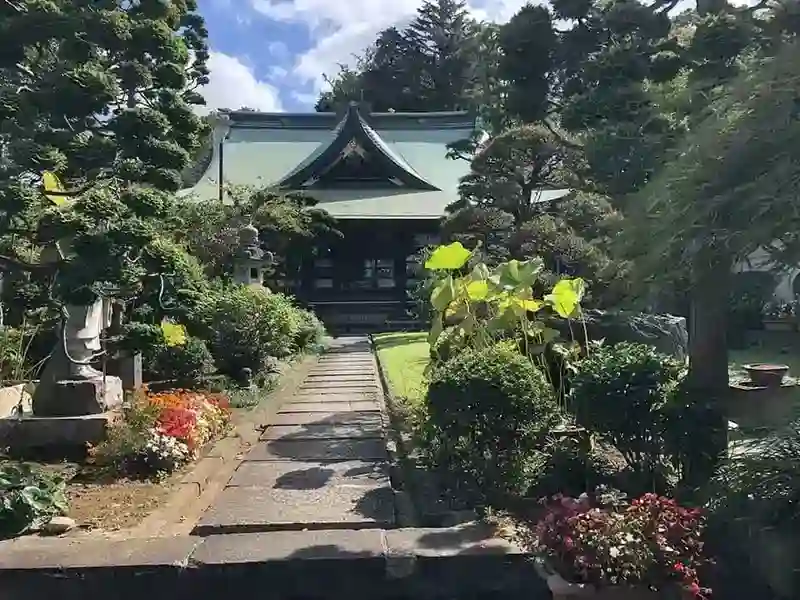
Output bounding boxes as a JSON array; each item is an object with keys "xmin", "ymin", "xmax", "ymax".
[{"xmin": 685, "ymin": 247, "xmax": 731, "ymax": 484}]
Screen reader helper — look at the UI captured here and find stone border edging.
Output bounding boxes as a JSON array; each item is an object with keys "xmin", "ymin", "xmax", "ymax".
[{"xmin": 0, "ymin": 523, "xmax": 548, "ymax": 600}]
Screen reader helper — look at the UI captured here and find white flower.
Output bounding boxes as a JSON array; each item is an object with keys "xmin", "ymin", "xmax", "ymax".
[{"xmin": 609, "ymin": 547, "xmax": 620, "ymax": 558}]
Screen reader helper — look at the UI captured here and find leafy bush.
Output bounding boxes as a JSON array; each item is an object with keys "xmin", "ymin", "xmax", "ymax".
[
  {"xmin": 0, "ymin": 463, "xmax": 69, "ymax": 538},
  {"xmin": 704, "ymin": 422, "xmax": 800, "ymax": 599},
  {"xmin": 151, "ymin": 336, "xmax": 215, "ymax": 382},
  {"xmin": 569, "ymin": 342, "xmax": 696, "ymax": 493},
  {"xmin": 191, "ymin": 286, "xmax": 320, "ymax": 377},
  {"xmin": 421, "ymin": 342, "xmax": 561, "ymax": 502},
  {"xmin": 120, "ymin": 322, "xmax": 216, "ymax": 383},
  {"xmin": 527, "ymin": 436, "xmax": 622, "ymax": 499},
  {"xmin": 293, "ymin": 308, "xmax": 326, "ymax": 352},
  {"xmin": 0, "ymin": 327, "xmax": 25, "ymax": 381}
]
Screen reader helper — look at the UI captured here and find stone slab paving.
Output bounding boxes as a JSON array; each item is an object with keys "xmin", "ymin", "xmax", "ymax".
[
  {"xmin": 278, "ymin": 401, "xmax": 380, "ymax": 413},
  {"xmin": 270, "ymin": 411, "xmax": 383, "ymax": 426},
  {"xmin": 197, "ymin": 336, "xmax": 395, "ymax": 535},
  {"xmin": 260, "ymin": 423, "xmax": 384, "ymax": 440},
  {"xmin": 248, "ymin": 439, "xmax": 388, "ymax": 461}
]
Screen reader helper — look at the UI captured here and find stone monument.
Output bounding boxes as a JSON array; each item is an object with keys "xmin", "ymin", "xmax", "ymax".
[
  {"xmin": 32, "ymin": 298, "xmax": 123, "ymax": 417},
  {"xmin": 233, "ymin": 223, "xmax": 274, "ymax": 289}
]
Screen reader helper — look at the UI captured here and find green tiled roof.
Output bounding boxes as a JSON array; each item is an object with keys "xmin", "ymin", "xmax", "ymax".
[{"xmin": 180, "ymin": 104, "xmax": 569, "ymax": 219}]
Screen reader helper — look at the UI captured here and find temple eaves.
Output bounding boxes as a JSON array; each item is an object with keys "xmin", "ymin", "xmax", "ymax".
[{"xmin": 276, "ymin": 102, "xmax": 441, "ymax": 191}]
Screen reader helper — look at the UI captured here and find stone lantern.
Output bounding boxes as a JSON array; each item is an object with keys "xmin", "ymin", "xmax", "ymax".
[{"xmin": 233, "ymin": 223, "xmax": 273, "ymax": 288}]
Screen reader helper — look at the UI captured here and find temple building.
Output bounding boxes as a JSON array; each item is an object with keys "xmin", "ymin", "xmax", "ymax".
[{"xmin": 181, "ymin": 102, "xmax": 566, "ymax": 331}]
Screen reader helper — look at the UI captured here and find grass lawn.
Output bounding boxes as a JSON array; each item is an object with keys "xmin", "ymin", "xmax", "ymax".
[{"xmin": 373, "ymin": 332, "xmax": 430, "ymax": 403}]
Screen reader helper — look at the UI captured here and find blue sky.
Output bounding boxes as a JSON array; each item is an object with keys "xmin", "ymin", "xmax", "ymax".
[{"xmin": 195, "ymin": 0, "xmax": 740, "ymax": 114}]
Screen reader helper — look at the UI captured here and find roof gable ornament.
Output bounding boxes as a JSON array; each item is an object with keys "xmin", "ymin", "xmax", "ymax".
[{"xmin": 277, "ymin": 102, "xmax": 440, "ymax": 191}]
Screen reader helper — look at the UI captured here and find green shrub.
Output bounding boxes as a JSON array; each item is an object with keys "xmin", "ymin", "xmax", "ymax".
[
  {"xmin": 120, "ymin": 323, "xmax": 215, "ymax": 383},
  {"xmin": 569, "ymin": 342, "xmax": 691, "ymax": 493},
  {"xmin": 191, "ymin": 286, "xmax": 321, "ymax": 377},
  {"xmin": 0, "ymin": 327, "xmax": 26, "ymax": 381},
  {"xmin": 293, "ymin": 308, "xmax": 326, "ymax": 352},
  {"xmin": 527, "ymin": 436, "xmax": 622, "ymax": 499},
  {"xmin": 421, "ymin": 342, "xmax": 561, "ymax": 502},
  {"xmin": 704, "ymin": 421, "xmax": 800, "ymax": 599},
  {"xmin": 151, "ymin": 336, "xmax": 215, "ymax": 382}
]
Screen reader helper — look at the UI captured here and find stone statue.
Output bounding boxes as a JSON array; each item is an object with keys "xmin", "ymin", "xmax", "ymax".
[
  {"xmin": 32, "ymin": 297, "xmax": 122, "ymax": 417},
  {"xmin": 62, "ymin": 299, "xmax": 113, "ymax": 379}
]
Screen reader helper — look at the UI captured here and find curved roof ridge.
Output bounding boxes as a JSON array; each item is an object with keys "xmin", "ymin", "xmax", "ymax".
[{"xmin": 276, "ymin": 102, "xmax": 440, "ymax": 190}]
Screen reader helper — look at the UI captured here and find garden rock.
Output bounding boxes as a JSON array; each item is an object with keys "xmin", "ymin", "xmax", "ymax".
[
  {"xmin": 41, "ymin": 516, "xmax": 76, "ymax": 535},
  {"xmin": 549, "ymin": 310, "xmax": 688, "ymax": 361}
]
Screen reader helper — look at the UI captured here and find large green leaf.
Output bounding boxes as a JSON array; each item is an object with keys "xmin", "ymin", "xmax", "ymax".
[
  {"xmin": 424, "ymin": 242, "xmax": 472, "ymax": 270},
  {"xmin": 430, "ymin": 275, "xmax": 455, "ymax": 311},
  {"xmin": 546, "ymin": 278, "xmax": 585, "ymax": 319},
  {"xmin": 428, "ymin": 317, "xmax": 444, "ymax": 346},
  {"xmin": 466, "ymin": 279, "xmax": 490, "ymax": 301}
]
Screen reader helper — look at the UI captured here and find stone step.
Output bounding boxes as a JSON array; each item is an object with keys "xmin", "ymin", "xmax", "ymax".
[
  {"xmin": 260, "ymin": 423, "xmax": 384, "ymax": 441},
  {"xmin": 229, "ymin": 460, "xmax": 391, "ymax": 489},
  {"xmin": 278, "ymin": 401, "xmax": 381, "ymax": 414},
  {"xmin": 270, "ymin": 411, "xmax": 383, "ymax": 426},
  {"xmin": 280, "ymin": 394, "xmax": 380, "ymax": 404},
  {"xmin": 193, "ymin": 483, "xmax": 395, "ymax": 534},
  {"xmin": 246, "ymin": 439, "xmax": 388, "ymax": 462}
]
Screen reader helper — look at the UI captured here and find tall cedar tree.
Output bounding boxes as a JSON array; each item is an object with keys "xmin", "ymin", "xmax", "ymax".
[{"xmin": 315, "ymin": 0, "xmax": 481, "ymax": 112}]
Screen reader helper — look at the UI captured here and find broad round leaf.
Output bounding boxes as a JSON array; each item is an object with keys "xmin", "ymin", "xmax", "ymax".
[
  {"xmin": 546, "ymin": 278, "xmax": 586, "ymax": 318},
  {"xmin": 424, "ymin": 242, "xmax": 472, "ymax": 270}
]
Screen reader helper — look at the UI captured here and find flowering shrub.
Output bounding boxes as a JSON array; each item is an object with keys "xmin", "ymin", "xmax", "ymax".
[
  {"xmin": 534, "ymin": 491, "xmax": 710, "ymax": 599},
  {"xmin": 92, "ymin": 389, "xmax": 231, "ymax": 476}
]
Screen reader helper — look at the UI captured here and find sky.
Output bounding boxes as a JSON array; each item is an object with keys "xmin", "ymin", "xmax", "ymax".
[{"xmin": 195, "ymin": 0, "xmax": 744, "ymax": 114}]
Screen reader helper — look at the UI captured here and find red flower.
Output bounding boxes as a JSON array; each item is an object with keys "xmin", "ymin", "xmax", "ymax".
[{"xmin": 157, "ymin": 406, "xmax": 197, "ymax": 445}]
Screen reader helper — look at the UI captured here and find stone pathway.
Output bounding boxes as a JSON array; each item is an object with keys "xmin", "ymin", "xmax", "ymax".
[{"xmin": 195, "ymin": 336, "xmax": 396, "ymax": 534}]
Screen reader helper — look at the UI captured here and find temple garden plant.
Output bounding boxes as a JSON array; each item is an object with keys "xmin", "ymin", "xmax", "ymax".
[
  {"xmin": 533, "ymin": 491, "xmax": 711, "ymax": 600},
  {"xmin": 423, "ymin": 241, "xmax": 585, "ymax": 397},
  {"xmin": 569, "ymin": 342, "xmax": 717, "ymax": 495},
  {"xmin": 91, "ymin": 388, "xmax": 231, "ymax": 477},
  {"xmin": 421, "ymin": 341, "xmax": 561, "ymax": 502},
  {"xmin": 0, "ymin": 462, "xmax": 69, "ymax": 539}
]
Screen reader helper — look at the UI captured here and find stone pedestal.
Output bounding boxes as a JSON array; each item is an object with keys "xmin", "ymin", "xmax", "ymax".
[
  {"xmin": 0, "ymin": 413, "xmax": 116, "ymax": 458},
  {"xmin": 32, "ymin": 376, "xmax": 123, "ymax": 417}
]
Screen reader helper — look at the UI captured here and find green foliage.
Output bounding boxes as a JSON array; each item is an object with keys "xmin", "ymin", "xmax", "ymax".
[
  {"xmin": 293, "ymin": 308, "xmax": 327, "ymax": 353},
  {"xmin": 421, "ymin": 342, "xmax": 561, "ymax": 501},
  {"xmin": 173, "ymin": 186, "xmax": 340, "ymax": 282},
  {"xmin": 527, "ymin": 436, "xmax": 621, "ymax": 499},
  {"xmin": 498, "ymin": 4, "xmax": 555, "ymax": 123},
  {"xmin": 90, "ymin": 390, "xmax": 161, "ymax": 474},
  {"xmin": 704, "ymin": 421, "xmax": 800, "ymax": 597},
  {"xmin": 0, "ymin": 327, "xmax": 26, "ymax": 381},
  {"xmin": 150, "ymin": 335, "xmax": 215, "ymax": 383},
  {"xmin": 0, "ymin": 463, "xmax": 69, "ymax": 539},
  {"xmin": 191, "ymin": 286, "xmax": 322, "ymax": 378},
  {"xmin": 569, "ymin": 342, "xmax": 696, "ymax": 493},
  {"xmin": 423, "ymin": 243, "xmax": 584, "ymax": 360}
]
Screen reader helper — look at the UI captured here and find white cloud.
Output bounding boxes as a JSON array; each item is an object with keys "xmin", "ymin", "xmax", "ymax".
[
  {"xmin": 197, "ymin": 51, "xmax": 284, "ymax": 113},
  {"xmin": 248, "ymin": 0, "xmax": 555, "ymax": 97}
]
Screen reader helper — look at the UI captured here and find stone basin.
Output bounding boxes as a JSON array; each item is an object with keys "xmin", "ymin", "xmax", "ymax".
[{"xmin": 743, "ymin": 363, "xmax": 790, "ymax": 387}]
